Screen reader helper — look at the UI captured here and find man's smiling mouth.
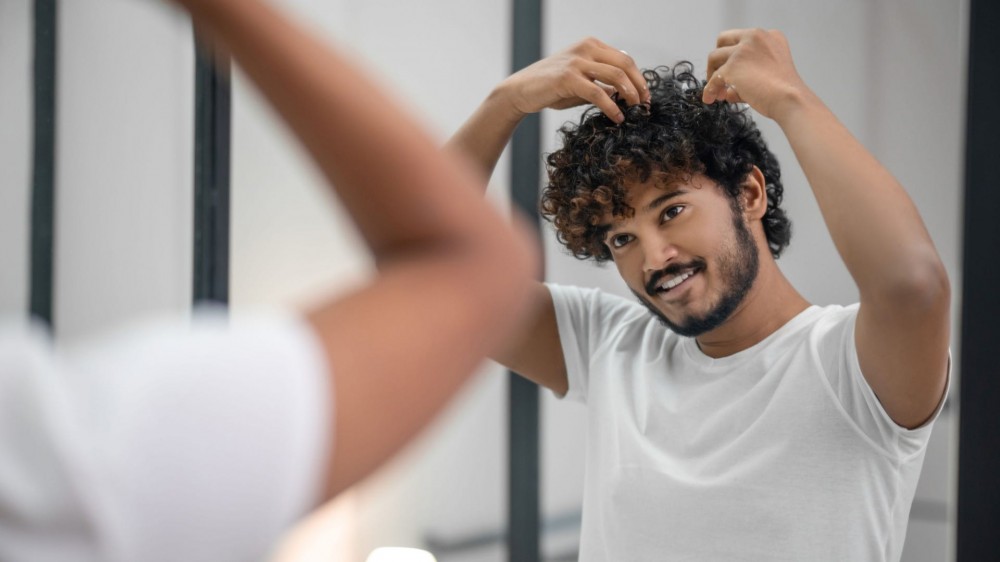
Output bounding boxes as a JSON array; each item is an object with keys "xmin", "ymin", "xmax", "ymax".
[
  {"xmin": 658, "ymin": 269, "xmax": 696, "ymax": 291},
  {"xmin": 647, "ymin": 263, "xmax": 705, "ymax": 298}
]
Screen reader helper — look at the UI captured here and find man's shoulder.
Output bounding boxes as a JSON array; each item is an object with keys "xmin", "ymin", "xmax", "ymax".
[
  {"xmin": 546, "ymin": 282, "xmax": 643, "ymax": 311},
  {"xmin": 544, "ymin": 283, "xmax": 681, "ymax": 365},
  {"xmin": 546, "ymin": 283, "xmax": 657, "ymax": 328},
  {"xmin": 740, "ymin": 302, "xmax": 860, "ymax": 358},
  {"xmin": 769, "ymin": 302, "xmax": 860, "ymax": 361},
  {"xmin": 808, "ymin": 302, "xmax": 860, "ymax": 334}
]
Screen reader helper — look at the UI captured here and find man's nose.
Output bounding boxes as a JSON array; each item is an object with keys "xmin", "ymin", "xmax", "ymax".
[{"xmin": 642, "ymin": 235, "xmax": 678, "ymax": 274}]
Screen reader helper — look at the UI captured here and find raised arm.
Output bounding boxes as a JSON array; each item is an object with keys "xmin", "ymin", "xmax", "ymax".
[
  {"xmin": 174, "ymin": 0, "xmax": 538, "ymax": 497},
  {"xmin": 445, "ymin": 38, "xmax": 648, "ymax": 394},
  {"xmin": 703, "ymin": 29, "xmax": 950, "ymax": 429}
]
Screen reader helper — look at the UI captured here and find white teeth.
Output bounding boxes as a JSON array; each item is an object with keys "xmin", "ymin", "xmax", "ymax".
[{"xmin": 659, "ymin": 270, "xmax": 694, "ymax": 291}]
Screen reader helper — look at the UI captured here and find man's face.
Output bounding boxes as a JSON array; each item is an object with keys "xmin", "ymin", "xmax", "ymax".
[{"xmin": 601, "ymin": 174, "xmax": 760, "ymax": 337}]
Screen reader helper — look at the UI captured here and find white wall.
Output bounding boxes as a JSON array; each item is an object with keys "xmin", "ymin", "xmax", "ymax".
[
  {"xmin": 54, "ymin": 0, "xmax": 194, "ymax": 341},
  {"xmin": 0, "ymin": 0, "xmax": 194, "ymax": 334},
  {"xmin": 0, "ymin": 1, "xmax": 32, "ymax": 316}
]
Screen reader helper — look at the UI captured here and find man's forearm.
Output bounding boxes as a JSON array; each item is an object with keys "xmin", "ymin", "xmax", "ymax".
[
  {"xmin": 774, "ymin": 92, "xmax": 948, "ymax": 300},
  {"xmin": 445, "ymin": 86, "xmax": 525, "ymax": 185}
]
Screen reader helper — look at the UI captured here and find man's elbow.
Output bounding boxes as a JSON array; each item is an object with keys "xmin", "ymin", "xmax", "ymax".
[
  {"xmin": 489, "ymin": 219, "xmax": 542, "ymax": 311},
  {"xmin": 873, "ymin": 251, "xmax": 951, "ymax": 313}
]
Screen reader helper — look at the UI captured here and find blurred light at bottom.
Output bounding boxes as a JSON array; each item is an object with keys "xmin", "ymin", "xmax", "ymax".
[{"xmin": 365, "ymin": 547, "xmax": 438, "ymax": 562}]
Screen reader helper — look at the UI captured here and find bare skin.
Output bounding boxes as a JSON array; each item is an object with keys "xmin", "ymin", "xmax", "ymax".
[
  {"xmin": 172, "ymin": 0, "xmax": 538, "ymax": 499},
  {"xmin": 448, "ymin": 31, "xmax": 949, "ymax": 429}
]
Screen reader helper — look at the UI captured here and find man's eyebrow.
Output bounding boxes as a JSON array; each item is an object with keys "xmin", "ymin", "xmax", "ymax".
[{"xmin": 643, "ymin": 188, "xmax": 688, "ymax": 213}]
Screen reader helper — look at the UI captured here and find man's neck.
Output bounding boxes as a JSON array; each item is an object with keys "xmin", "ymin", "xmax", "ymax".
[{"xmin": 694, "ymin": 259, "xmax": 810, "ymax": 359}]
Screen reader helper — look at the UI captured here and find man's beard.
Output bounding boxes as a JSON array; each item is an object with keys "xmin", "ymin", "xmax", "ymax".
[{"xmin": 631, "ymin": 212, "xmax": 760, "ymax": 338}]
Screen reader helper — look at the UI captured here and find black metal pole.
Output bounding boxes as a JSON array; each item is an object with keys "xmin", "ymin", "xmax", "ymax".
[
  {"xmin": 192, "ymin": 38, "xmax": 231, "ymax": 305},
  {"xmin": 30, "ymin": 0, "xmax": 58, "ymax": 326},
  {"xmin": 956, "ymin": 0, "xmax": 1000, "ymax": 558},
  {"xmin": 508, "ymin": 0, "xmax": 543, "ymax": 561}
]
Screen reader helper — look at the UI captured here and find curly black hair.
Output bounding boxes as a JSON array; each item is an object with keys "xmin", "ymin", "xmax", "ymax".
[{"xmin": 541, "ymin": 62, "xmax": 791, "ymax": 262}]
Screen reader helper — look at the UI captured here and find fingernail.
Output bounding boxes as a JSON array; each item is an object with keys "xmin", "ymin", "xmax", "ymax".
[{"xmin": 616, "ymin": 112, "xmax": 625, "ymax": 123}]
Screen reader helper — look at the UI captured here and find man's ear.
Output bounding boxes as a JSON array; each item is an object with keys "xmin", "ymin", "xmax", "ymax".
[{"xmin": 741, "ymin": 166, "xmax": 768, "ymax": 221}]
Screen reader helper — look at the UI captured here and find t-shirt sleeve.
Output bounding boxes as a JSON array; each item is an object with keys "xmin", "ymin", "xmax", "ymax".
[
  {"xmin": 546, "ymin": 283, "xmax": 649, "ymax": 404},
  {"xmin": 55, "ymin": 308, "xmax": 332, "ymax": 561},
  {"xmin": 815, "ymin": 304, "xmax": 951, "ymax": 459}
]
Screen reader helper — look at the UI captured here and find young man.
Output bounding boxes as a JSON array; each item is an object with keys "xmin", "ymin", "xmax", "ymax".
[
  {"xmin": 0, "ymin": 0, "xmax": 536, "ymax": 560},
  {"xmin": 449, "ymin": 31, "xmax": 950, "ymax": 560}
]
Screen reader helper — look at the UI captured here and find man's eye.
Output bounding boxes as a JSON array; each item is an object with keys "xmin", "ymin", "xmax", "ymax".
[
  {"xmin": 610, "ymin": 233, "xmax": 634, "ymax": 248},
  {"xmin": 662, "ymin": 205, "xmax": 685, "ymax": 222}
]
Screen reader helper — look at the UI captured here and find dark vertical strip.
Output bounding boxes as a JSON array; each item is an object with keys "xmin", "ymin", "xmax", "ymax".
[
  {"xmin": 957, "ymin": 0, "xmax": 1000, "ymax": 559},
  {"xmin": 508, "ymin": 1, "xmax": 542, "ymax": 561},
  {"xmin": 30, "ymin": 0, "xmax": 57, "ymax": 325},
  {"xmin": 192, "ymin": 39, "xmax": 231, "ymax": 305}
]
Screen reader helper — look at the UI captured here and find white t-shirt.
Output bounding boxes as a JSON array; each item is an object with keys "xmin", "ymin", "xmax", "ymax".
[
  {"xmin": 0, "ymin": 310, "xmax": 330, "ymax": 562},
  {"xmin": 548, "ymin": 283, "xmax": 948, "ymax": 562}
]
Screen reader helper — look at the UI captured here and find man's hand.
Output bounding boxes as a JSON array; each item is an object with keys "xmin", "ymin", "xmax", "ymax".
[
  {"xmin": 702, "ymin": 29, "xmax": 812, "ymax": 122},
  {"xmin": 496, "ymin": 37, "xmax": 650, "ymax": 124},
  {"xmin": 447, "ymin": 37, "xmax": 648, "ymax": 182}
]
